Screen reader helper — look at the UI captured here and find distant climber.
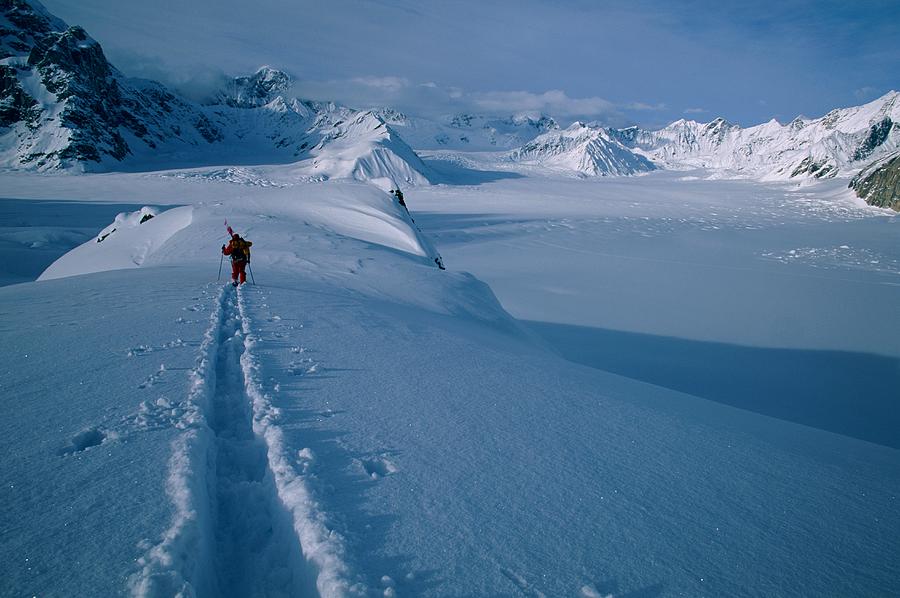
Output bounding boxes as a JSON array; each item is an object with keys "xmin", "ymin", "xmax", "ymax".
[
  {"xmin": 390, "ymin": 187, "xmax": 415, "ymax": 222},
  {"xmin": 222, "ymin": 232, "xmax": 252, "ymax": 286},
  {"xmin": 389, "ymin": 188, "xmax": 406, "ymax": 208}
]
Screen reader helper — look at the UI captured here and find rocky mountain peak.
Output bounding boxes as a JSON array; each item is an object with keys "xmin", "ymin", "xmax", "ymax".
[
  {"xmin": 1, "ymin": 0, "xmax": 67, "ymax": 58},
  {"xmin": 506, "ymin": 112, "xmax": 558, "ymax": 131},
  {"xmin": 219, "ymin": 66, "xmax": 292, "ymax": 108}
]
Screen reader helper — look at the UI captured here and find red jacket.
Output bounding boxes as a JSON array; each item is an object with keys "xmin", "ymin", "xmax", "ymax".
[{"xmin": 223, "ymin": 237, "xmax": 252, "ymax": 261}]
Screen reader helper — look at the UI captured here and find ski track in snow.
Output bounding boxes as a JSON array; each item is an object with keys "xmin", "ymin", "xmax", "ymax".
[
  {"xmin": 235, "ymin": 285, "xmax": 362, "ymax": 597},
  {"xmin": 130, "ymin": 284, "xmax": 358, "ymax": 597}
]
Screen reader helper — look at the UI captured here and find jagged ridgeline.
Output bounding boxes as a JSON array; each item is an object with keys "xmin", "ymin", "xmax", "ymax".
[
  {"xmin": 1, "ymin": 0, "xmax": 899, "ymax": 209},
  {"xmin": 607, "ymin": 96, "xmax": 900, "ymax": 184},
  {"xmin": 0, "ymin": 0, "xmax": 430, "ymax": 183}
]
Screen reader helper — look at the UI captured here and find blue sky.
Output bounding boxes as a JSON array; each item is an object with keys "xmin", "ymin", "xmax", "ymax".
[{"xmin": 41, "ymin": 0, "xmax": 900, "ymax": 127}]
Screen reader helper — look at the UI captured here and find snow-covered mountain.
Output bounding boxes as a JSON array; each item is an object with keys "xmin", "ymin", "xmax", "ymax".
[
  {"xmin": 288, "ymin": 107, "xmax": 431, "ymax": 185},
  {"xmin": 0, "ymin": 0, "xmax": 220, "ymax": 168},
  {"xmin": 0, "ymin": 1, "xmax": 430, "ymax": 185},
  {"xmin": 610, "ymin": 92, "xmax": 900, "ymax": 182},
  {"xmin": 373, "ymin": 108, "xmax": 558, "ymax": 151},
  {"xmin": 4, "ymin": 0, "xmax": 900, "ymax": 202},
  {"xmin": 206, "ymin": 66, "xmax": 293, "ymax": 109},
  {"xmin": 507, "ymin": 121, "xmax": 656, "ymax": 176}
]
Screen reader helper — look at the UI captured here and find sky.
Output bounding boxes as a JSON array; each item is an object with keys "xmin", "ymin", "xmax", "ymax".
[{"xmin": 40, "ymin": 0, "xmax": 900, "ymax": 128}]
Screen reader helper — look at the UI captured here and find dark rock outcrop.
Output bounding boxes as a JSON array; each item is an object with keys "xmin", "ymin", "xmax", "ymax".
[
  {"xmin": 850, "ymin": 153, "xmax": 900, "ymax": 211},
  {"xmin": 1, "ymin": 0, "xmax": 221, "ymax": 168},
  {"xmin": 852, "ymin": 118, "xmax": 894, "ymax": 162}
]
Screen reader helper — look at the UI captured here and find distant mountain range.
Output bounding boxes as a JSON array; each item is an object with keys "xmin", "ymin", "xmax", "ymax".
[
  {"xmin": 1, "ymin": 0, "xmax": 897, "ymax": 209},
  {"xmin": 608, "ymin": 93, "xmax": 899, "ymax": 182}
]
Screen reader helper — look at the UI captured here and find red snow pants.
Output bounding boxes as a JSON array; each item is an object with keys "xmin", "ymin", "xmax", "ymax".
[{"xmin": 231, "ymin": 259, "xmax": 247, "ymax": 284}]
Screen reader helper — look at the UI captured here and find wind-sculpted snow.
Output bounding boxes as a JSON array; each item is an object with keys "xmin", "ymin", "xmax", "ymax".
[{"xmin": 38, "ymin": 205, "xmax": 193, "ymax": 280}]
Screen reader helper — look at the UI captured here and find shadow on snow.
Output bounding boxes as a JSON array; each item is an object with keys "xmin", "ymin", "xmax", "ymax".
[
  {"xmin": 524, "ymin": 320, "xmax": 900, "ymax": 450},
  {"xmin": 421, "ymin": 156, "xmax": 524, "ymax": 186}
]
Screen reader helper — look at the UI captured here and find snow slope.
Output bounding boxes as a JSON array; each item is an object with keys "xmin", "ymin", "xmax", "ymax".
[
  {"xmin": 1, "ymin": 168, "xmax": 899, "ymax": 597},
  {"xmin": 39, "ymin": 205, "xmax": 192, "ymax": 280}
]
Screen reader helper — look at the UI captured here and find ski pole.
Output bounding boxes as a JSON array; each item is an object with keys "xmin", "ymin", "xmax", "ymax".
[
  {"xmin": 217, "ymin": 253, "xmax": 224, "ymax": 280},
  {"xmin": 248, "ymin": 262, "xmax": 256, "ymax": 285}
]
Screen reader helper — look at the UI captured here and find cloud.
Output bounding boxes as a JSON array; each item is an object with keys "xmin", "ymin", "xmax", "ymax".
[
  {"xmin": 291, "ymin": 77, "xmax": 631, "ymax": 125},
  {"xmin": 108, "ymin": 48, "xmax": 231, "ymax": 103},
  {"xmin": 350, "ymin": 76, "xmax": 413, "ymax": 92},
  {"xmin": 683, "ymin": 107, "xmax": 706, "ymax": 114},
  {"xmin": 625, "ymin": 102, "xmax": 667, "ymax": 111},
  {"xmin": 854, "ymin": 86, "xmax": 879, "ymax": 101},
  {"xmin": 469, "ymin": 89, "xmax": 621, "ymax": 119}
]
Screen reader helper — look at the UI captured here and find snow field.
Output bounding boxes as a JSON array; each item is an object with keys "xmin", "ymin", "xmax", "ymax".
[
  {"xmin": 0, "ymin": 270, "xmax": 215, "ymax": 596},
  {"xmin": 239, "ymin": 264, "xmax": 900, "ymax": 597},
  {"xmin": 131, "ymin": 280, "xmax": 358, "ymax": 597},
  {"xmin": 1, "ymin": 168, "xmax": 899, "ymax": 596}
]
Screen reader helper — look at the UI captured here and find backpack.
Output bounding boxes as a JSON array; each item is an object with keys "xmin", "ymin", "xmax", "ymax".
[{"xmin": 231, "ymin": 237, "xmax": 251, "ymax": 261}]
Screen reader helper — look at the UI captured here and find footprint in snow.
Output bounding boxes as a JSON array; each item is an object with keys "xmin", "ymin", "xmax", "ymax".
[
  {"xmin": 361, "ymin": 456, "xmax": 399, "ymax": 480},
  {"xmin": 138, "ymin": 364, "xmax": 166, "ymax": 389},
  {"xmin": 128, "ymin": 339, "xmax": 186, "ymax": 357},
  {"xmin": 125, "ymin": 397, "xmax": 200, "ymax": 433},
  {"xmin": 59, "ymin": 427, "xmax": 108, "ymax": 456},
  {"xmin": 289, "ymin": 358, "xmax": 317, "ymax": 376}
]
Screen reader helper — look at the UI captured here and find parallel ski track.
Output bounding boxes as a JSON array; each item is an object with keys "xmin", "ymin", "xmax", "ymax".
[
  {"xmin": 209, "ymin": 286, "xmax": 312, "ymax": 597},
  {"xmin": 130, "ymin": 283, "xmax": 347, "ymax": 597}
]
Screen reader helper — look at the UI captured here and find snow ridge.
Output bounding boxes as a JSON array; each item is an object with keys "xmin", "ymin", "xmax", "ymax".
[{"xmin": 375, "ymin": 109, "xmax": 559, "ymax": 151}]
